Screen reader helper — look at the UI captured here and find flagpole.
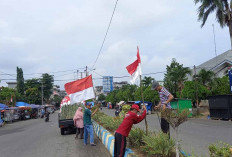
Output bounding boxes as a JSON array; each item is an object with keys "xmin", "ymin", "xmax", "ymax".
[{"xmin": 140, "ymin": 75, "xmax": 148, "ymax": 136}]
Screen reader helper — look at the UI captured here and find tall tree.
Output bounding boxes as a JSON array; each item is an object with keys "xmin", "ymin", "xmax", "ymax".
[
  {"xmin": 24, "ymin": 78, "xmax": 41, "ymax": 104},
  {"xmin": 142, "ymin": 76, "xmax": 154, "ymax": 87},
  {"xmin": 197, "ymin": 69, "xmax": 215, "ymax": 86},
  {"xmin": 41, "ymin": 73, "xmax": 54, "ymax": 103},
  {"xmin": 195, "ymin": 0, "xmax": 232, "ymax": 49},
  {"xmin": 164, "ymin": 59, "xmax": 192, "ymax": 97},
  {"xmin": 16, "ymin": 67, "xmax": 24, "ymax": 96}
]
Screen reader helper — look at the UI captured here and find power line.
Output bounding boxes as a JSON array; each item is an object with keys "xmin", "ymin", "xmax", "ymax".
[{"xmin": 91, "ymin": 0, "xmax": 119, "ymax": 69}]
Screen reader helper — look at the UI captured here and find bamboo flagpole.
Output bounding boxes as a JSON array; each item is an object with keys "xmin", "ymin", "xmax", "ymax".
[
  {"xmin": 140, "ymin": 75, "xmax": 149, "ymax": 135},
  {"xmin": 126, "ymin": 46, "xmax": 148, "ymax": 135}
]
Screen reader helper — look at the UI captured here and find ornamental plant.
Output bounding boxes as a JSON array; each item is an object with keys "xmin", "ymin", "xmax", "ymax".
[
  {"xmin": 161, "ymin": 109, "xmax": 189, "ymax": 157},
  {"xmin": 209, "ymin": 142, "xmax": 232, "ymax": 157}
]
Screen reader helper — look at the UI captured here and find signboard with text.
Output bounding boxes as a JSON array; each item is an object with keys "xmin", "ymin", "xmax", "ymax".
[{"xmin": 229, "ymin": 69, "xmax": 232, "ymax": 93}]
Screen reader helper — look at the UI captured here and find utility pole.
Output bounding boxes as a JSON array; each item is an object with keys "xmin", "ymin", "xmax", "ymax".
[
  {"xmin": 77, "ymin": 70, "xmax": 79, "ymax": 80},
  {"xmin": 41, "ymin": 81, "xmax": 44, "ymax": 106},
  {"xmin": 194, "ymin": 65, "xmax": 199, "ymax": 108},
  {"xmin": 80, "ymin": 72, "xmax": 83, "ymax": 79},
  {"xmin": 86, "ymin": 66, "xmax": 88, "ymax": 77}
]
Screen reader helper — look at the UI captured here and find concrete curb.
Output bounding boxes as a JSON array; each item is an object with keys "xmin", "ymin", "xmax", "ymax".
[{"xmin": 92, "ymin": 121, "xmax": 135, "ymax": 157}]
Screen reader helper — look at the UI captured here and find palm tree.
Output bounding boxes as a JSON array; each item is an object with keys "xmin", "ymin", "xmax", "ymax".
[
  {"xmin": 164, "ymin": 59, "xmax": 192, "ymax": 97},
  {"xmin": 195, "ymin": 0, "xmax": 232, "ymax": 49},
  {"xmin": 197, "ymin": 69, "xmax": 215, "ymax": 86},
  {"xmin": 142, "ymin": 76, "xmax": 154, "ymax": 88}
]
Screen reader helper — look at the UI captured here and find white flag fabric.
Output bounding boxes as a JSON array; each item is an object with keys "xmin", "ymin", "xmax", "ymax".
[
  {"xmin": 64, "ymin": 75, "xmax": 95, "ymax": 104},
  {"xmin": 126, "ymin": 47, "xmax": 142, "ymax": 84}
]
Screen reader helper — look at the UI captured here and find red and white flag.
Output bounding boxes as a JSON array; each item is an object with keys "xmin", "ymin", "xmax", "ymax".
[
  {"xmin": 64, "ymin": 75, "xmax": 95, "ymax": 104},
  {"xmin": 126, "ymin": 46, "xmax": 142, "ymax": 84}
]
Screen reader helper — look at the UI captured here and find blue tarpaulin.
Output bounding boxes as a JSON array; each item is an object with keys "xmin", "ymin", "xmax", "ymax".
[
  {"xmin": 16, "ymin": 102, "xmax": 29, "ymax": 107},
  {"xmin": 134, "ymin": 101, "xmax": 152, "ymax": 111},
  {"xmin": 0, "ymin": 103, "xmax": 9, "ymax": 110}
]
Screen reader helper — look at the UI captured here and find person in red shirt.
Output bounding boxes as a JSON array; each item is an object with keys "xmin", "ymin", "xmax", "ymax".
[{"xmin": 114, "ymin": 104, "xmax": 146, "ymax": 157}]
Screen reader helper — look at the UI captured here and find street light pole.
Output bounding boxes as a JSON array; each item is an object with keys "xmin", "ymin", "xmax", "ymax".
[{"xmin": 41, "ymin": 81, "xmax": 44, "ymax": 106}]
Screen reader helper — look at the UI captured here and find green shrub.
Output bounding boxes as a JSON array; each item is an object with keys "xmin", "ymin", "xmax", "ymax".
[
  {"xmin": 98, "ymin": 114, "xmax": 123, "ymax": 132},
  {"xmin": 128, "ymin": 128, "xmax": 146, "ymax": 148},
  {"xmin": 142, "ymin": 132, "xmax": 175, "ymax": 157},
  {"xmin": 92, "ymin": 111, "xmax": 106, "ymax": 122},
  {"xmin": 209, "ymin": 142, "xmax": 232, "ymax": 157},
  {"xmin": 60, "ymin": 104, "xmax": 84, "ymax": 120}
]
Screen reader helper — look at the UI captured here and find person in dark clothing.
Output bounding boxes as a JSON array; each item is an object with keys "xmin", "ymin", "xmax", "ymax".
[{"xmin": 114, "ymin": 104, "xmax": 146, "ymax": 157}]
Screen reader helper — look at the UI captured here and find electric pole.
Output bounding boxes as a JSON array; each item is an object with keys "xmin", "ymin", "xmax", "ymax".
[
  {"xmin": 41, "ymin": 81, "xmax": 44, "ymax": 106},
  {"xmin": 86, "ymin": 66, "xmax": 88, "ymax": 77},
  {"xmin": 81, "ymin": 72, "xmax": 83, "ymax": 79},
  {"xmin": 194, "ymin": 65, "xmax": 199, "ymax": 108},
  {"xmin": 77, "ymin": 70, "xmax": 79, "ymax": 80}
]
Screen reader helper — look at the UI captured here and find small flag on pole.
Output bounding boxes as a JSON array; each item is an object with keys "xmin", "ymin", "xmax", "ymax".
[
  {"xmin": 126, "ymin": 46, "xmax": 142, "ymax": 84},
  {"xmin": 64, "ymin": 75, "xmax": 95, "ymax": 104}
]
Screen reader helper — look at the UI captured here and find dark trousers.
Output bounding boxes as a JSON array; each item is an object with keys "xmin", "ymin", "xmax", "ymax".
[
  {"xmin": 114, "ymin": 132, "xmax": 126, "ymax": 157},
  {"xmin": 161, "ymin": 118, "xmax": 170, "ymax": 134},
  {"xmin": 76, "ymin": 127, "xmax": 84, "ymax": 139}
]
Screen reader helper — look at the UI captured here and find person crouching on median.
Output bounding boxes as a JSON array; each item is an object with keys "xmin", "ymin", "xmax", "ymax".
[
  {"xmin": 114, "ymin": 104, "xmax": 146, "ymax": 157},
  {"xmin": 83, "ymin": 103, "xmax": 98, "ymax": 146},
  {"xmin": 73, "ymin": 107, "xmax": 84, "ymax": 139}
]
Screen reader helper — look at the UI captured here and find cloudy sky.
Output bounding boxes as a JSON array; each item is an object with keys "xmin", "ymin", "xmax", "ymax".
[{"xmin": 0, "ymin": 0, "xmax": 230, "ymax": 89}]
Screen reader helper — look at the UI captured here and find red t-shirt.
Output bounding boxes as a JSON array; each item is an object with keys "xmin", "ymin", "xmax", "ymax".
[{"xmin": 116, "ymin": 110, "xmax": 146, "ymax": 137}]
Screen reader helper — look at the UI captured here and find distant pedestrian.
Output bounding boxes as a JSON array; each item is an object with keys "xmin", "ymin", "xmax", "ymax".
[
  {"xmin": 73, "ymin": 107, "xmax": 84, "ymax": 139},
  {"xmin": 83, "ymin": 104, "xmax": 98, "ymax": 146},
  {"xmin": 152, "ymin": 80, "xmax": 174, "ymax": 134},
  {"xmin": 114, "ymin": 104, "xmax": 146, "ymax": 157}
]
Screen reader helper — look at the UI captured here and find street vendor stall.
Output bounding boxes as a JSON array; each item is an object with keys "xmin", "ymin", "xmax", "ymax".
[
  {"xmin": 18, "ymin": 106, "xmax": 31, "ymax": 120},
  {"xmin": 9, "ymin": 107, "xmax": 20, "ymax": 121},
  {"xmin": 28, "ymin": 104, "xmax": 40, "ymax": 119}
]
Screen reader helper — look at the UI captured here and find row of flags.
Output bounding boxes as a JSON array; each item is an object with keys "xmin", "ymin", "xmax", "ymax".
[{"xmin": 61, "ymin": 47, "xmax": 142, "ymax": 106}]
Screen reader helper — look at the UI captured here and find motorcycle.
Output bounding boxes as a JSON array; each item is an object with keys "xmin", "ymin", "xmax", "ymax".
[{"xmin": 44, "ymin": 112, "xmax": 50, "ymax": 122}]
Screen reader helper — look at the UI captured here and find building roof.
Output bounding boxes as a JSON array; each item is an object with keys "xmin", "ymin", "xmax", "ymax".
[{"xmin": 197, "ymin": 50, "xmax": 232, "ymax": 71}]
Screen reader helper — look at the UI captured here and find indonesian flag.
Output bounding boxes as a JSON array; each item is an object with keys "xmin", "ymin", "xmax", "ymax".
[
  {"xmin": 126, "ymin": 46, "xmax": 142, "ymax": 84},
  {"xmin": 64, "ymin": 75, "xmax": 95, "ymax": 104}
]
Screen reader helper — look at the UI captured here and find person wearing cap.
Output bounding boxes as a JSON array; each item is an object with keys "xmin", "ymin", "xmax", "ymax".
[
  {"xmin": 152, "ymin": 80, "xmax": 174, "ymax": 134},
  {"xmin": 83, "ymin": 103, "xmax": 98, "ymax": 146},
  {"xmin": 114, "ymin": 104, "xmax": 146, "ymax": 157}
]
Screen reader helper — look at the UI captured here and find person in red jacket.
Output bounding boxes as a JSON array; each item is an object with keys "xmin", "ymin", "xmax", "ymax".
[{"xmin": 114, "ymin": 104, "xmax": 146, "ymax": 157}]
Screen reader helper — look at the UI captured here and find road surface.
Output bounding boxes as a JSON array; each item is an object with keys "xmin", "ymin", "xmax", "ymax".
[{"xmin": 0, "ymin": 112, "xmax": 111, "ymax": 157}]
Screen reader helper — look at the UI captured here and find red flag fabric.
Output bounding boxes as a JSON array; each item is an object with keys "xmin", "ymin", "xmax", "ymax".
[
  {"xmin": 126, "ymin": 47, "xmax": 142, "ymax": 84},
  {"xmin": 64, "ymin": 75, "xmax": 95, "ymax": 104}
]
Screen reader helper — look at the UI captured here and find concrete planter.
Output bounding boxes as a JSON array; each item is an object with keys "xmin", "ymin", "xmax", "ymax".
[{"xmin": 92, "ymin": 121, "xmax": 135, "ymax": 157}]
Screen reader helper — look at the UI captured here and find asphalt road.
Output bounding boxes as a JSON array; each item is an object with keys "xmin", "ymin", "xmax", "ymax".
[
  {"xmin": 101, "ymin": 107, "xmax": 232, "ymax": 156},
  {"xmin": 0, "ymin": 112, "xmax": 111, "ymax": 157}
]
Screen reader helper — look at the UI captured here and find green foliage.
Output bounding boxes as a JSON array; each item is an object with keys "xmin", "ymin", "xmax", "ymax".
[
  {"xmin": 142, "ymin": 76, "xmax": 154, "ymax": 87},
  {"xmin": 60, "ymin": 104, "xmax": 84, "ymax": 120},
  {"xmin": 25, "ymin": 87, "xmax": 41, "ymax": 104},
  {"xmin": 161, "ymin": 109, "xmax": 189, "ymax": 129},
  {"xmin": 0, "ymin": 87, "xmax": 21, "ymax": 105},
  {"xmin": 128, "ymin": 128, "xmax": 146, "ymax": 148},
  {"xmin": 93, "ymin": 111, "xmax": 123, "ymax": 132},
  {"xmin": 164, "ymin": 58, "xmax": 191, "ymax": 97},
  {"xmin": 53, "ymin": 95, "xmax": 62, "ymax": 104},
  {"xmin": 142, "ymin": 132, "xmax": 175, "ymax": 157},
  {"xmin": 41, "ymin": 73, "xmax": 54, "ymax": 102},
  {"xmin": 197, "ymin": 69, "xmax": 214, "ymax": 86},
  {"xmin": 143, "ymin": 86, "xmax": 160, "ymax": 103},
  {"xmin": 98, "ymin": 94, "xmax": 106, "ymax": 101},
  {"xmin": 16, "ymin": 67, "xmax": 25, "ymax": 96},
  {"xmin": 208, "ymin": 142, "xmax": 232, "ymax": 157},
  {"xmin": 179, "ymin": 81, "xmax": 210, "ymax": 104},
  {"xmin": 211, "ymin": 76, "xmax": 230, "ymax": 95},
  {"xmin": 194, "ymin": 0, "xmax": 229, "ymax": 28},
  {"xmin": 122, "ymin": 104, "xmax": 131, "ymax": 113}
]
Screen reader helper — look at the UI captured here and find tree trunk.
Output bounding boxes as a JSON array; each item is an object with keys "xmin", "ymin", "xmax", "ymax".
[
  {"xmin": 175, "ymin": 127, "xmax": 179, "ymax": 157},
  {"xmin": 229, "ymin": 20, "xmax": 232, "ymax": 50}
]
